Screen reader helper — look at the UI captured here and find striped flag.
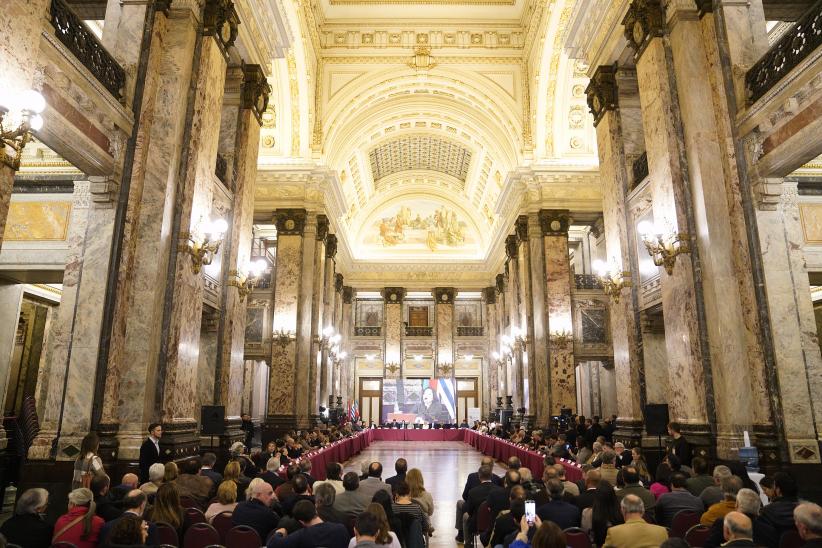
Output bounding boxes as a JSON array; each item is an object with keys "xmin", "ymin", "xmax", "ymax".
[
  {"xmin": 350, "ymin": 399, "xmax": 360, "ymax": 422},
  {"xmin": 431, "ymin": 377, "xmax": 456, "ymax": 421}
]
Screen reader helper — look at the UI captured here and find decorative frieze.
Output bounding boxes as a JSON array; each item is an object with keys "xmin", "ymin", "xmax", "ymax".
[
  {"xmin": 381, "ymin": 287, "xmax": 406, "ymax": 303},
  {"xmin": 539, "ymin": 209, "xmax": 572, "ymax": 235},
  {"xmin": 434, "ymin": 287, "xmax": 455, "ymax": 304},
  {"xmin": 622, "ymin": 0, "xmax": 667, "ymax": 60},
  {"xmin": 586, "ymin": 65, "xmax": 618, "ymax": 127},
  {"xmin": 203, "ymin": 0, "xmax": 239, "ymax": 60},
  {"xmin": 273, "ymin": 209, "xmax": 306, "ymax": 235},
  {"xmin": 241, "ymin": 63, "xmax": 272, "ymax": 125}
]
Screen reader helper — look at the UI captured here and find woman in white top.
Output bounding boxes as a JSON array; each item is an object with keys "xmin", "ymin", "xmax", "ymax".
[
  {"xmin": 205, "ymin": 481, "xmax": 239, "ymax": 522},
  {"xmin": 312, "ymin": 462, "xmax": 346, "ymax": 494},
  {"xmin": 72, "ymin": 433, "xmax": 104, "ymax": 490},
  {"xmin": 347, "ymin": 503, "xmax": 401, "ymax": 548}
]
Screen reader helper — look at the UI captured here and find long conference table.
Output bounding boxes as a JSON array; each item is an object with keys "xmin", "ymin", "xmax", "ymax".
[{"xmin": 283, "ymin": 429, "xmax": 584, "ymax": 482}]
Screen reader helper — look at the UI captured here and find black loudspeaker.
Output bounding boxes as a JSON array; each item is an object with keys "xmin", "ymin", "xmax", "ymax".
[
  {"xmin": 201, "ymin": 405, "xmax": 225, "ymax": 436},
  {"xmin": 644, "ymin": 404, "xmax": 670, "ymax": 436}
]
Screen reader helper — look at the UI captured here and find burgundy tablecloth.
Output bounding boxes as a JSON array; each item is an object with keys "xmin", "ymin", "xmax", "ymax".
[{"xmin": 281, "ymin": 429, "xmax": 583, "ymax": 482}]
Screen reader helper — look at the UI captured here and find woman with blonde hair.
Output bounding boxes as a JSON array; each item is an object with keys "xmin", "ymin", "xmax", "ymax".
[
  {"xmin": 206, "ymin": 481, "xmax": 239, "ymax": 522},
  {"xmin": 405, "ymin": 468, "xmax": 434, "ymax": 517},
  {"xmin": 347, "ymin": 503, "xmax": 400, "ymax": 548},
  {"xmin": 52, "ymin": 488, "xmax": 104, "ymax": 548},
  {"xmin": 223, "ymin": 460, "xmax": 247, "ymax": 501},
  {"xmin": 163, "ymin": 461, "xmax": 179, "ymax": 483},
  {"xmin": 149, "ymin": 483, "xmax": 184, "ymax": 533}
]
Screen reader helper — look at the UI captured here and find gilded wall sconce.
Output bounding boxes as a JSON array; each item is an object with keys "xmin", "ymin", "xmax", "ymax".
[
  {"xmin": 0, "ymin": 89, "xmax": 46, "ymax": 170},
  {"xmin": 637, "ymin": 221, "xmax": 691, "ymax": 275},
  {"xmin": 180, "ymin": 218, "xmax": 228, "ymax": 273},
  {"xmin": 592, "ymin": 259, "xmax": 632, "ymax": 303}
]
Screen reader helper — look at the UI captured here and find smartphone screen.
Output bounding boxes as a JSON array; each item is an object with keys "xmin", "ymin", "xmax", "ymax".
[{"xmin": 525, "ymin": 500, "xmax": 536, "ymax": 525}]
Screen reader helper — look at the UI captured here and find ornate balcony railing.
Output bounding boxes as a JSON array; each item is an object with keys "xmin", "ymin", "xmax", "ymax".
[
  {"xmin": 354, "ymin": 326, "xmax": 381, "ymax": 337},
  {"xmin": 575, "ymin": 274, "xmax": 603, "ymax": 290},
  {"xmin": 746, "ymin": 0, "xmax": 822, "ymax": 103},
  {"xmin": 49, "ymin": 0, "xmax": 126, "ymax": 99},
  {"xmin": 457, "ymin": 326, "xmax": 484, "ymax": 337},
  {"xmin": 405, "ymin": 326, "xmax": 433, "ymax": 337},
  {"xmin": 632, "ymin": 151, "xmax": 649, "ymax": 189}
]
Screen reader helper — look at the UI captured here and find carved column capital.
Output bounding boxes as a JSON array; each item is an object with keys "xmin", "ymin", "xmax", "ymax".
[
  {"xmin": 434, "ymin": 287, "xmax": 455, "ymax": 304},
  {"xmin": 483, "ymin": 286, "xmax": 496, "ymax": 304},
  {"xmin": 505, "ymin": 235, "xmax": 519, "ymax": 259},
  {"xmin": 516, "ymin": 215, "xmax": 528, "ymax": 243},
  {"xmin": 316, "ymin": 214, "xmax": 329, "ymax": 242},
  {"xmin": 342, "ymin": 286, "xmax": 354, "ymax": 304},
  {"xmin": 335, "ymin": 273, "xmax": 344, "ymax": 293},
  {"xmin": 203, "ymin": 0, "xmax": 238, "ymax": 60},
  {"xmin": 325, "ymin": 234, "xmax": 338, "ymax": 258},
  {"xmin": 273, "ymin": 209, "xmax": 306, "ymax": 235},
  {"xmin": 381, "ymin": 287, "xmax": 406, "ymax": 304},
  {"xmin": 87, "ymin": 175, "xmax": 119, "ymax": 206},
  {"xmin": 622, "ymin": 0, "xmax": 666, "ymax": 60},
  {"xmin": 586, "ymin": 65, "xmax": 619, "ymax": 127},
  {"xmin": 539, "ymin": 209, "xmax": 572, "ymax": 236},
  {"xmin": 693, "ymin": 0, "xmax": 712, "ymax": 17},
  {"xmin": 241, "ymin": 63, "xmax": 272, "ymax": 125},
  {"xmin": 495, "ymin": 274, "xmax": 505, "ymax": 294}
]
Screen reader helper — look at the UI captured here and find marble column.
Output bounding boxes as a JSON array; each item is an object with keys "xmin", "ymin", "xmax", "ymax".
[
  {"xmin": 341, "ymin": 286, "xmax": 354, "ymax": 404},
  {"xmin": 623, "ymin": 1, "xmax": 711, "ymax": 453},
  {"xmin": 539, "ymin": 210, "xmax": 576, "ymax": 414},
  {"xmin": 434, "ymin": 288, "xmax": 455, "ymax": 372},
  {"xmin": 101, "ymin": 3, "xmax": 202, "ymax": 459},
  {"xmin": 197, "ymin": 311, "xmax": 219, "ymax": 449},
  {"xmin": 319, "ymin": 235, "xmax": 337, "ymax": 408},
  {"xmin": 309, "ymin": 216, "xmax": 329, "ymax": 421},
  {"xmin": 504, "ymin": 236, "xmax": 524, "ymax": 409},
  {"xmin": 526, "ymin": 214, "xmax": 549, "ymax": 425},
  {"xmin": 483, "ymin": 287, "xmax": 498, "ymax": 416},
  {"xmin": 29, "ymin": 179, "xmax": 120, "ymax": 460},
  {"xmin": 515, "ymin": 217, "xmax": 534, "ymax": 416},
  {"xmin": 382, "ymin": 288, "xmax": 405, "ymax": 375},
  {"xmin": 0, "ymin": 284, "xmax": 25, "ymax": 450},
  {"xmin": 266, "ymin": 209, "xmax": 308, "ymax": 434},
  {"xmin": 665, "ymin": 0, "xmax": 764, "ymax": 459},
  {"xmin": 586, "ymin": 65, "xmax": 645, "ymax": 444},
  {"xmin": 294, "ymin": 216, "xmax": 318, "ymax": 428},
  {"xmin": 332, "ymin": 273, "xmax": 344, "ymax": 399},
  {"xmin": 215, "ymin": 63, "xmax": 267, "ymax": 445},
  {"xmin": 495, "ymin": 275, "xmax": 509, "ymax": 399}
]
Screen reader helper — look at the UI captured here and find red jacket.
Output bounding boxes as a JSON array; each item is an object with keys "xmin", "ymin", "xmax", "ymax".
[{"xmin": 53, "ymin": 506, "xmax": 104, "ymax": 548}]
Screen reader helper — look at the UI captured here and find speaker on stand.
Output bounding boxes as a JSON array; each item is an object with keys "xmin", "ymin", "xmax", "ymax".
[
  {"xmin": 643, "ymin": 404, "xmax": 669, "ymax": 474},
  {"xmin": 201, "ymin": 405, "xmax": 225, "ymax": 451}
]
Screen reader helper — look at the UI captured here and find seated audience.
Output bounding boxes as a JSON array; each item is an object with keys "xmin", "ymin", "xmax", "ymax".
[
  {"xmin": 655, "ymin": 472, "xmax": 703, "ymax": 528},
  {"xmin": 510, "ymin": 516, "xmax": 567, "ymax": 548},
  {"xmin": 581, "ymin": 481, "xmax": 623, "ymax": 546},
  {"xmin": 299, "ymin": 459, "xmax": 316, "ymax": 487},
  {"xmin": 597, "ymin": 450, "xmax": 619, "ymax": 485},
  {"xmin": 100, "ymin": 489, "xmax": 158, "ymax": 546},
  {"xmin": 463, "ymin": 464, "xmax": 502, "ymax": 546},
  {"xmin": 701, "ymin": 475, "xmax": 743, "ymax": 526},
  {"xmin": 259, "ymin": 457, "xmax": 286, "ymax": 492},
  {"xmin": 721, "ymin": 511, "xmax": 757, "ymax": 546},
  {"xmin": 232, "ymin": 477, "xmax": 281, "ymax": 541},
  {"xmin": 535, "ymin": 479, "xmax": 580, "ymax": 530},
  {"xmin": 199, "ymin": 452, "xmax": 223, "ymax": 487},
  {"xmin": 138, "ymin": 462, "xmax": 165, "ymax": 496},
  {"xmin": 53, "ymin": 488, "xmax": 105, "ymax": 548},
  {"xmin": 268, "ymin": 499, "xmax": 348, "ymax": 548},
  {"xmin": 111, "ymin": 473, "xmax": 139, "ymax": 501},
  {"xmin": 757, "ymin": 471, "xmax": 800, "ymax": 547},
  {"xmin": 0, "ymin": 488, "xmax": 53, "ymax": 548},
  {"xmin": 334, "ymin": 472, "xmax": 372, "ymax": 517},
  {"xmin": 385, "ymin": 458, "xmax": 407, "ymax": 492},
  {"xmin": 314, "ymin": 483, "xmax": 352, "ymax": 535},
  {"xmin": 701, "ymin": 465, "xmax": 733, "ymax": 508},
  {"xmin": 275, "ymin": 464, "xmax": 303, "ymax": 500},
  {"xmin": 485, "ymin": 497, "xmax": 524, "ymax": 548},
  {"xmin": 223, "ymin": 460, "xmax": 249, "ymax": 502},
  {"xmin": 175, "ymin": 456, "xmax": 213, "ymax": 507},
  {"xmin": 347, "ymin": 504, "xmax": 401, "ymax": 548},
  {"xmin": 312, "ymin": 462, "xmax": 344, "ymax": 494},
  {"xmin": 686, "ymin": 457, "xmax": 714, "ymax": 497},
  {"xmin": 163, "ymin": 461, "xmax": 179, "ymax": 483},
  {"xmin": 106, "ymin": 514, "xmax": 148, "ymax": 547},
  {"xmin": 406, "ymin": 468, "xmax": 434, "ymax": 519},
  {"xmin": 794, "ymin": 502, "xmax": 822, "ymax": 547},
  {"xmin": 281, "ymin": 474, "xmax": 315, "ymax": 516},
  {"xmin": 359, "ymin": 462, "xmax": 393, "ymax": 500},
  {"xmin": 148, "ymin": 483, "xmax": 184, "ymax": 535},
  {"xmin": 391, "ymin": 480, "xmax": 430, "ymax": 540},
  {"xmin": 91, "ymin": 474, "xmax": 124, "ymax": 522},
  {"xmin": 704, "ymin": 487, "xmax": 767, "ymax": 548},
  {"xmin": 574, "ymin": 468, "xmax": 601, "ymax": 511},
  {"xmin": 205, "ymin": 480, "xmax": 239, "ymax": 522},
  {"xmin": 352, "ymin": 510, "xmax": 386, "ymax": 548},
  {"xmin": 603, "ymin": 494, "xmax": 668, "ymax": 548},
  {"xmin": 630, "ymin": 447, "xmax": 652, "ymax": 486},
  {"xmin": 489, "ymin": 469, "xmax": 521, "ymax": 523},
  {"xmin": 616, "ymin": 465, "xmax": 656, "ymax": 511}
]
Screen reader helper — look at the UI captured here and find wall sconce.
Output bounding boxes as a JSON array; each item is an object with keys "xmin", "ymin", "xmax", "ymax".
[
  {"xmin": 272, "ymin": 328, "xmax": 295, "ymax": 348},
  {"xmin": 592, "ymin": 259, "xmax": 632, "ymax": 303},
  {"xmin": 180, "ymin": 218, "xmax": 228, "ymax": 274},
  {"xmin": 637, "ymin": 221, "xmax": 691, "ymax": 275},
  {"xmin": 550, "ymin": 330, "xmax": 574, "ymax": 348},
  {"xmin": 0, "ymin": 89, "xmax": 45, "ymax": 170},
  {"xmin": 228, "ymin": 259, "xmax": 266, "ymax": 302},
  {"xmin": 385, "ymin": 362, "xmax": 400, "ymax": 376},
  {"xmin": 437, "ymin": 362, "xmax": 453, "ymax": 377}
]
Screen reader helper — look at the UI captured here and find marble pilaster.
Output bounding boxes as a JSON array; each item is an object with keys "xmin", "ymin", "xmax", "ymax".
[
  {"xmin": 309, "ymin": 216, "xmax": 328, "ymax": 419},
  {"xmin": 483, "ymin": 288, "xmax": 498, "ymax": 416},
  {"xmin": 495, "ymin": 278, "xmax": 509, "ymax": 398},
  {"xmin": 434, "ymin": 288, "xmax": 455, "ymax": 372},
  {"xmin": 197, "ymin": 311, "xmax": 219, "ymax": 411},
  {"xmin": 331, "ymin": 273, "xmax": 344, "ymax": 398},
  {"xmin": 626, "ymin": 4, "xmax": 711, "ymax": 449},
  {"xmin": 319, "ymin": 235, "xmax": 337, "ymax": 407},
  {"xmin": 540, "ymin": 210, "xmax": 576, "ymax": 414},
  {"xmin": 0, "ymin": 284, "xmax": 25, "ymax": 450},
  {"xmin": 504, "ymin": 236, "xmax": 524, "ymax": 409},
  {"xmin": 587, "ymin": 66, "xmax": 644, "ymax": 442},
  {"xmin": 516, "ymin": 217, "xmax": 534, "ymax": 414},
  {"xmin": 527, "ymin": 214, "xmax": 549, "ymax": 425},
  {"xmin": 341, "ymin": 287, "xmax": 354, "ymax": 404},
  {"xmin": 295, "ymin": 217, "xmax": 318, "ymax": 427},
  {"xmin": 382, "ymin": 287, "xmax": 405, "ymax": 373},
  {"xmin": 266, "ymin": 209, "xmax": 307, "ymax": 433}
]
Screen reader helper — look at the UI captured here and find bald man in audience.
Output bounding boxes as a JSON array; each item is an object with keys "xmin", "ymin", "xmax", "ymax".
[
  {"xmin": 722, "ymin": 512, "xmax": 757, "ymax": 546},
  {"xmin": 795, "ymin": 502, "xmax": 822, "ymax": 547}
]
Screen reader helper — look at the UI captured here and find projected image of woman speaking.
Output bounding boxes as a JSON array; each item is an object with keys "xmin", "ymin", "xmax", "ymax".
[{"xmin": 411, "ymin": 386, "xmax": 449, "ymax": 423}]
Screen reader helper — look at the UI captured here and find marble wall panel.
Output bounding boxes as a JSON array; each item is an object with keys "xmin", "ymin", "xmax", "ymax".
[
  {"xmin": 319, "ymin": 258, "xmax": 335, "ymax": 405},
  {"xmin": 485, "ymin": 301, "xmax": 498, "ymax": 413},
  {"xmin": 309, "ymin": 241, "xmax": 326, "ymax": 415},
  {"xmin": 3, "ymin": 201, "xmax": 72, "ymax": 241},
  {"xmin": 0, "ymin": 0, "xmax": 48, "ymax": 96},
  {"xmin": 269, "ymin": 234, "xmax": 302, "ymax": 415},
  {"xmin": 385, "ymin": 303, "xmax": 402, "ymax": 367},
  {"xmin": 643, "ymin": 331, "xmax": 670, "ymax": 405},
  {"xmin": 528, "ymin": 216, "xmax": 549, "ymax": 425},
  {"xmin": 0, "ymin": 284, "xmax": 25, "ymax": 450},
  {"xmin": 544, "ymin": 235, "xmax": 575, "ymax": 413},
  {"xmin": 517, "ymin": 243, "xmax": 533, "ymax": 411},
  {"xmin": 599, "ymin": 362, "xmax": 618, "ymax": 418},
  {"xmin": 436, "ymin": 302, "xmax": 454, "ymax": 366},
  {"xmin": 636, "ymin": 38, "xmax": 709, "ymax": 428},
  {"xmin": 197, "ymin": 327, "xmax": 218, "ymax": 409},
  {"xmin": 296, "ymin": 219, "xmax": 317, "ymax": 425}
]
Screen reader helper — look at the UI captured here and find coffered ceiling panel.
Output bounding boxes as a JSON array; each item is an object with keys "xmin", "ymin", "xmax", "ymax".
[{"xmin": 368, "ymin": 135, "xmax": 472, "ymax": 181}]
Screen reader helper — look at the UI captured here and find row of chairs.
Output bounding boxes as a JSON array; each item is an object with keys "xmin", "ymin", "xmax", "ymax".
[{"xmin": 158, "ymin": 521, "xmax": 262, "ymax": 548}]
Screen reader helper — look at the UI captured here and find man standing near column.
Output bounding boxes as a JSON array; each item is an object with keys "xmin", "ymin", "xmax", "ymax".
[{"xmin": 139, "ymin": 423, "xmax": 163, "ymax": 483}]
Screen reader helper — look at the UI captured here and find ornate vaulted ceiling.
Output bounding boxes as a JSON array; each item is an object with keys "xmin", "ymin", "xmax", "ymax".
[{"xmin": 253, "ymin": 0, "xmax": 601, "ymax": 285}]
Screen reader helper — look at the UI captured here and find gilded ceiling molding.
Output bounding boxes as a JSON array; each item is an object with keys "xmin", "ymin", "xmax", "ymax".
[
  {"xmin": 541, "ymin": 0, "xmax": 578, "ymax": 157},
  {"xmin": 585, "ymin": 64, "xmax": 618, "ymax": 127}
]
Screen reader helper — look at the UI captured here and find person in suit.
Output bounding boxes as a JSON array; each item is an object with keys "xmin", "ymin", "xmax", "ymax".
[
  {"xmin": 721, "ymin": 512, "xmax": 758, "ymax": 546},
  {"xmin": 200, "ymin": 452, "xmax": 223, "ymax": 487},
  {"xmin": 463, "ymin": 464, "xmax": 503, "ymax": 548},
  {"xmin": 231, "ymin": 477, "xmax": 281, "ymax": 541},
  {"xmin": 603, "ymin": 494, "xmax": 669, "ymax": 548},
  {"xmin": 574, "ymin": 468, "xmax": 601, "ymax": 511},
  {"xmin": 535, "ymin": 479, "xmax": 580, "ymax": 530},
  {"xmin": 455, "ymin": 456, "xmax": 499, "ymax": 543},
  {"xmin": 487, "ymin": 469, "xmax": 521, "ymax": 523},
  {"xmin": 795, "ymin": 502, "xmax": 822, "ymax": 548},
  {"xmin": 333, "ymin": 472, "xmax": 372, "ymax": 518},
  {"xmin": 259, "ymin": 456, "xmax": 286, "ymax": 491},
  {"xmin": 268, "ymin": 500, "xmax": 349, "ymax": 548},
  {"xmin": 655, "ymin": 472, "xmax": 705, "ymax": 527},
  {"xmin": 358, "ymin": 462, "xmax": 392, "ymax": 501},
  {"xmin": 616, "ymin": 466, "xmax": 656, "ymax": 511},
  {"xmin": 99, "ymin": 490, "xmax": 158, "ymax": 546},
  {"xmin": 385, "ymin": 458, "xmax": 407, "ymax": 492},
  {"xmin": 138, "ymin": 423, "xmax": 163, "ymax": 484}
]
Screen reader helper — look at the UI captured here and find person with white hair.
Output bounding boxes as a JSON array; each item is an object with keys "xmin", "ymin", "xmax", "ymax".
[
  {"xmin": 53, "ymin": 488, "xmax": 105, "ymax": 548},
  {"xmin": 139, "ymin": 462, "xmax": 166, "ymax": 495},
  {"xmin": 795, "ymin": 502, "xmax": 822, "ymax": 546},
  {"xmin": 704, "ymin": 488, "xmax": 765, "ymax": 548},
  {"xmin": 0, "ymin": 488, "xmax": 52, "ymax": 548},
  {"xmin": 701, "ymin": 464, "xmax": 733, "ymax": 508},
  {"xmin": 231, "ymin": 477, "xmax": 281, "ymax": 540}
]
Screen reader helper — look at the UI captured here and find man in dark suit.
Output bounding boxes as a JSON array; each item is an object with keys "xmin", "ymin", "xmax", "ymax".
[
  {"xmin": 138, "ymin": 423, "xmax": 163, "ymax": 484},
  {"xmin": 456, "ymin": 456, "xmax": 502, "ymax": 542},
  {"xmin": 536, "ymin": 479, "xmax": 580, "ymax": 530},
  {"xmin": 464, "ymin": 464, "xmax": 503, "ymax": 548},
  {"xmin": 385, "ymin": 458, "xmax": 407, "ymax": 492},
  {"xmin": 232, "ymin": 479, "xmax": 281, "ymax": 541},
  {"xmin": 487, "ymin": 469, "xmax": 521, "ymax": 523},
  {"xmin": 574, "ymin": 468, "xmax": 601, "ymax": 511},
  {"xmin": 259, "ymin": 456, "xmax": 286, "ymax": 491},
  {"xmin": 99, "ymin": 490, "xmax": 158, "ymax": 546},
  {"xmin": 200, "ymin": 452, "xmax": 223, "ymax": 487}
]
